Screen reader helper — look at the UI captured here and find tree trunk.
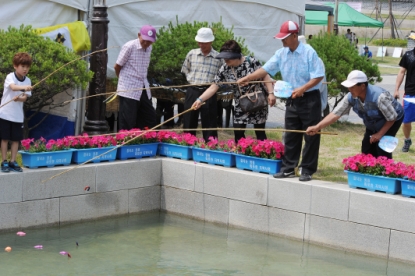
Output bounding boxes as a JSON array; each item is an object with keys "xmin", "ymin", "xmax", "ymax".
[{"xmin": 389, "ymin": 0, "xmax": 395, "ymax": 39}]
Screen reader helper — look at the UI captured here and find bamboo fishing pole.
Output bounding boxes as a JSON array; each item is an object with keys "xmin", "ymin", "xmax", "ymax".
[
  {"xmin": 42, "ymin": 104, "xmax": 203, "ymax": 183},
  {"xmin": 0, "ymin": 46, "xmax": 120, "ymax": 109},
  {"xmin": 84, "ymin": 128, "xmax": 337, "ymax": 137},
  {"xmin": 59, "ymin": 80, "xmax": 276, "ymax": 105}
]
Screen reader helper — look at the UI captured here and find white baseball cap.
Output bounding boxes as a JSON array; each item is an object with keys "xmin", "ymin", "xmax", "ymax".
[
  {"xmin": 195, "ymin": 28, "xmax": 214, "ymax": 43},
  {"xmin": 341, "ymin": 70, "xmax": 368, "ymax": 88}
]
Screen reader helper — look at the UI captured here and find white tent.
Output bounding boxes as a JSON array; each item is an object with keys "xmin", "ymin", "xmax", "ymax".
[
  {"xmin": 0, "ymin": 0, "xmax": 305, "ymax": 76},
  {"xmin": 0, "ymin": 0, "xmax": 305, "ymax": 136}
]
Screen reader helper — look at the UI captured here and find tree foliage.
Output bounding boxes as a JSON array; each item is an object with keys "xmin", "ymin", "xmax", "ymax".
[
  {"xmin": 309, "ymin": 32, "xmax": 382, "ymax": 108},
  {"xmin": 0, "ymin": 25, "xmax": 93, "ymax": 131},
  {"xmin": 148, "ymin": 17, "xmax": 253, "ymax": 85}
]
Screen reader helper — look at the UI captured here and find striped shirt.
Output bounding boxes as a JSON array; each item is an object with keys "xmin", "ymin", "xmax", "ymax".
[
  {"xmin": 116, "ymin": 39, "xmax": 152, "ymax": 100},
  {"xmin": 262, "ymin": 42, "xmax": 324, "ymax": 92},
  {"xmin": 181, "ymin": 48, "xmax": 222, "ymax": 84}
]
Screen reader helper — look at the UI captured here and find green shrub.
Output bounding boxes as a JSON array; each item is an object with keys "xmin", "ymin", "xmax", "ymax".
[
  {"xmin": 372, "ymin": 38, "xmax": 407, "ymax": 47},
  {"xmin": 309, "ymin": 32, "xmax": 382, "ymax": 108},
  {"xmin": 0, "ymin": 25, "xmax": 93, "ymax": 134}
]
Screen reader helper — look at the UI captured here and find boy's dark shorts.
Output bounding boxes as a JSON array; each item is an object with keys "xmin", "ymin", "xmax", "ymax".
[{"xmin": 0, "ymin": 118, "xmax": 24, "ymax": 141}]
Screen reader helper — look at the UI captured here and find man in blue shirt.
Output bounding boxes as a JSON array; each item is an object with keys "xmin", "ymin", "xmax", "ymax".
[
  {"xmin": 238, "ymin": 21, "xmax": 324, "ymax": 181},
  {"xmin": 361, "ymin": 46, "xmax": 372, "ymax": 59}
]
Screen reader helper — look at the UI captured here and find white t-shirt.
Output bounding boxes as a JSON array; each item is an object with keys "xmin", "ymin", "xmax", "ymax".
[{"xmin": 0, "ymin": 72, "xmax": 31, "ymax": 123}]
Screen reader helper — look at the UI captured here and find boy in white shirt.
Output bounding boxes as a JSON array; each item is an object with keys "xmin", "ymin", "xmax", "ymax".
[{"xmin": 0, "ymin": 52, "xmax": 32, "ymax": 172}]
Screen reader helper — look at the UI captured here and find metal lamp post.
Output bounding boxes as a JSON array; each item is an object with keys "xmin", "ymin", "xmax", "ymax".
[{"xmin": 83, "ymin": 0, "xmax": 109, "ymax": 134}]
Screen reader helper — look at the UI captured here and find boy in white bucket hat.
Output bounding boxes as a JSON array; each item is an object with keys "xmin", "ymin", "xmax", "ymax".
[
  {"xmin": 307, "ymin": 70, "xmax": 404, "ymax": 159},
  {"xmin": 181, "ymin": 28, "xmax": 222, "ymax": 141}
]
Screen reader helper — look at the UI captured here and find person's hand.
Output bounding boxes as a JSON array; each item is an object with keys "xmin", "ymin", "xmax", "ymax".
[
  {"xmin": 192, "ymin": 98, "xmax": 203, "ymax": 110},
  {"xmin": 306, "ymin": 126, "xmax": 319, "ymax": 136},
  {"xmin": 268, "ymin": 93, "xmax": 276, "ymax": 107},
  {"xmin": 24, "ymin": 85, "xmax": 32, "ymax": 91},
  {"xmin": 393, "ymin": 90, "xmax": 400, "ymax": 100},
  {"xmin": 291, "ymin": 87, "xmax": 305, "ymax": 99},
  {"xmin": 237, "ymin": 76, "xmax": 250, "ymax": 87},
  {"xmin": 370, "ymin": 133, "xmax": 382, "ymax": 144},
  {"xmin": 13, "ymin": 96, "xmax": 19, "ymax": 102}
]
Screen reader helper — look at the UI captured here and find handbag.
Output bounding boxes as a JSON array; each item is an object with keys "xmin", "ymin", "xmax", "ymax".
[
  {"xmin": 238, "ymin": 83, "xmax": 268, "ymax": 113},
  {"xmin": 232, "ymin": 62, "xmax": 268, "ymax": 113}
]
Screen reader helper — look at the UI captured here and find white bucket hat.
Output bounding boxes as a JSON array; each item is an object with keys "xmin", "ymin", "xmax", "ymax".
[{"xmin": 195, "ymin": 28, "xmax": 214, "ymax": 43}]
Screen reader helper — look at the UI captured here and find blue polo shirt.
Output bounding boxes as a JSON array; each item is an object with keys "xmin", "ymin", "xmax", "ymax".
[{"xmin": 262, "ymin": 42, "xmax": 324, "ymax": 92}]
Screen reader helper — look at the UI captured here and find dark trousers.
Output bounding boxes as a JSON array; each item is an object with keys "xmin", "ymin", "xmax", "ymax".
[
  {"xmin": 233, "ymin": 123, "xmax": 266, "ymax": 143},
  {"xmin": 282, "ymin": 90, "xmax": 321, "ymax": 175},
  {"xmin": 362, "ymin": 116, "xmax": 404, "ymax": 159},
  {"xmin": 118, "ymin": 91, "xmax": 157, "ymax": 131},
  {"xmin": 156, "ymin": 99, "xmax": 174, "ymax": 128},
  {"xmin": 183, "ymin": 86, "xmax": 218, "ymax": 141}
]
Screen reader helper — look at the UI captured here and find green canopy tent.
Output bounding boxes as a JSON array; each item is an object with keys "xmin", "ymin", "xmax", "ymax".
[{"xmin": 305, "ymin": 3, "xmax": 383, "ymax": 28}]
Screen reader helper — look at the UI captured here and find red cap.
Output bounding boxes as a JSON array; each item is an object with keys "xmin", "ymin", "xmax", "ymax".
[{"xmin": 274, "ymin": 21, "xmax": 299, "ymax": 39}]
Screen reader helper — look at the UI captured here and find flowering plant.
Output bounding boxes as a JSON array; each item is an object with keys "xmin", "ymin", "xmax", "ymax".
[
  {"xmin": 235, "ymin": 138, "xmax": 284, "ymax": 160},
  {"xmin": 21, "ymin": 137, "xmax": 72, "ymax": 153},
  {"xmin": 157, "ymin": 131, "xmax": 198, "ymax": 146},
  {"xmin": 194, "ymin": 137, "xmax": 236, "ymax": 152},
  {"xmin": 342, "ymin": 153, "xmax": 407, "ymax": 178},
  {"xmin": 115, "ymin": 129, "xmax": 158, "ymax": 145},
  {"xmin": 67, "ymin": 133, "xmax": 117, "ymax": 149},
  {"xmin": 404, "ymin": 165, "xmax": 415, "ymax": 181}
]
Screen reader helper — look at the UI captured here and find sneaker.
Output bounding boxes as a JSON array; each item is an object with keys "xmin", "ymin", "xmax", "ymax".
[
  {"xmin": 8, "ymin": 161, "xmax": 23, "ymax": 172},
  {"xmin": 299, "ymin": 173, "xmax": 312, "ymax": 182},
  {"xmin": 402, "ymin": 138, "xmax": 412, "ymax": 152},
  {"xmin": 1, "ymin": 161, "xmax": 10, "ymax": 173},
  {"xmin": 273, "ymin": 170, "xmax": 295, "ymax": 178}
]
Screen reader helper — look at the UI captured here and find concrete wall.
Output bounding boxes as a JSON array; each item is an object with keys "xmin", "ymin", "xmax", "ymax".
[
  {"xmin": 160, "ymin": 158, "xmax": 415, "ymax": 264},
  {"xmin": 1, "ymin": 157, "xmax": 415, "ymax": 264}
]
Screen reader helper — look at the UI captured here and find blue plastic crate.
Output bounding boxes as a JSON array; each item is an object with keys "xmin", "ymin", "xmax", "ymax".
[
  {"xmin": 192, "ymin": 148, "xmax": 235, "ymax": 167},
  {"xmin": 400, "ymin": 179, "xmax": 415, "ymax": 198},
  {"xmin": 19, "ymin": 149, "xmax": 74, "ymax": 169},
  {"xmin": 116, "ymin": 143, "xmax": 158, "ymax": 160},
  {"xmin": 72, "ymin": 147, "xmax": 117, "ymax": 164},
  {"xmin": 346, "ymin": 171, "xmax": 401, "ymax": 194},
  {"xmin": 235, "ymin": 155, "xmax": 282, "ymax": 175},
  {"xmin": 158, "ymin": 143, "xmax": 192, "ymax": 160}
]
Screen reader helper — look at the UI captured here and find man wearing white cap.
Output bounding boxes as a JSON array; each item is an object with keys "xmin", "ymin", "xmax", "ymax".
[
  {"xmin": 181, "ymin": 27, "xmax": 222, "ymax": 141},
  {"xmin": 238, "ymin": 20, "xmax": 324, "ymax": 181},
  {"xmin": 307, "ymin": 70, "xmax": 404, "ymax": 159},
  {"xmin": 115, "ymin": 25, "xmax": 157, "ymax": 130}
]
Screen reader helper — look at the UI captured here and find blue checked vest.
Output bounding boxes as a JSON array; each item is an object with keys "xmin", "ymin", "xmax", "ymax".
[{"xmin": 348, "ymin": 84, "xmax": 404, "ymax": 132}]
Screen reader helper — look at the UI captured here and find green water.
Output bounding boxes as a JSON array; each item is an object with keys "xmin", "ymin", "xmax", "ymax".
[{"xmin": 0, "ymin": 212, "xmax": 414, "ymax": 275}]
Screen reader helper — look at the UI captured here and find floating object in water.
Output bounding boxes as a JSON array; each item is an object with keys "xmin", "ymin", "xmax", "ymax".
[
  {"xmin": 76, "ymin": 241, "xmax": 79, "ymax": 246},
  {"xmin": 34, "ymin": 245, "xmax": 43, "ymax": 249},
  {"xmin": 5, "ymin": 246, "xmax": 12, "ymax": 252},
  {"xmin": 84, "ymin": 186, "xmax": 90, "ymax": 191},
  {"xmin": 60, "ymin": 251, "xmax": 72, "ymax": 258},
  {"xmin": 16, "ymin": 231, "xmax": 26, "ymax": 236}
]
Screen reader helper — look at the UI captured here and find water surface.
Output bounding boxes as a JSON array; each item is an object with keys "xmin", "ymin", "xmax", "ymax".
[{"xmin": 0, "ymin": 212, "xmax": 413, "ymax": 275}]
